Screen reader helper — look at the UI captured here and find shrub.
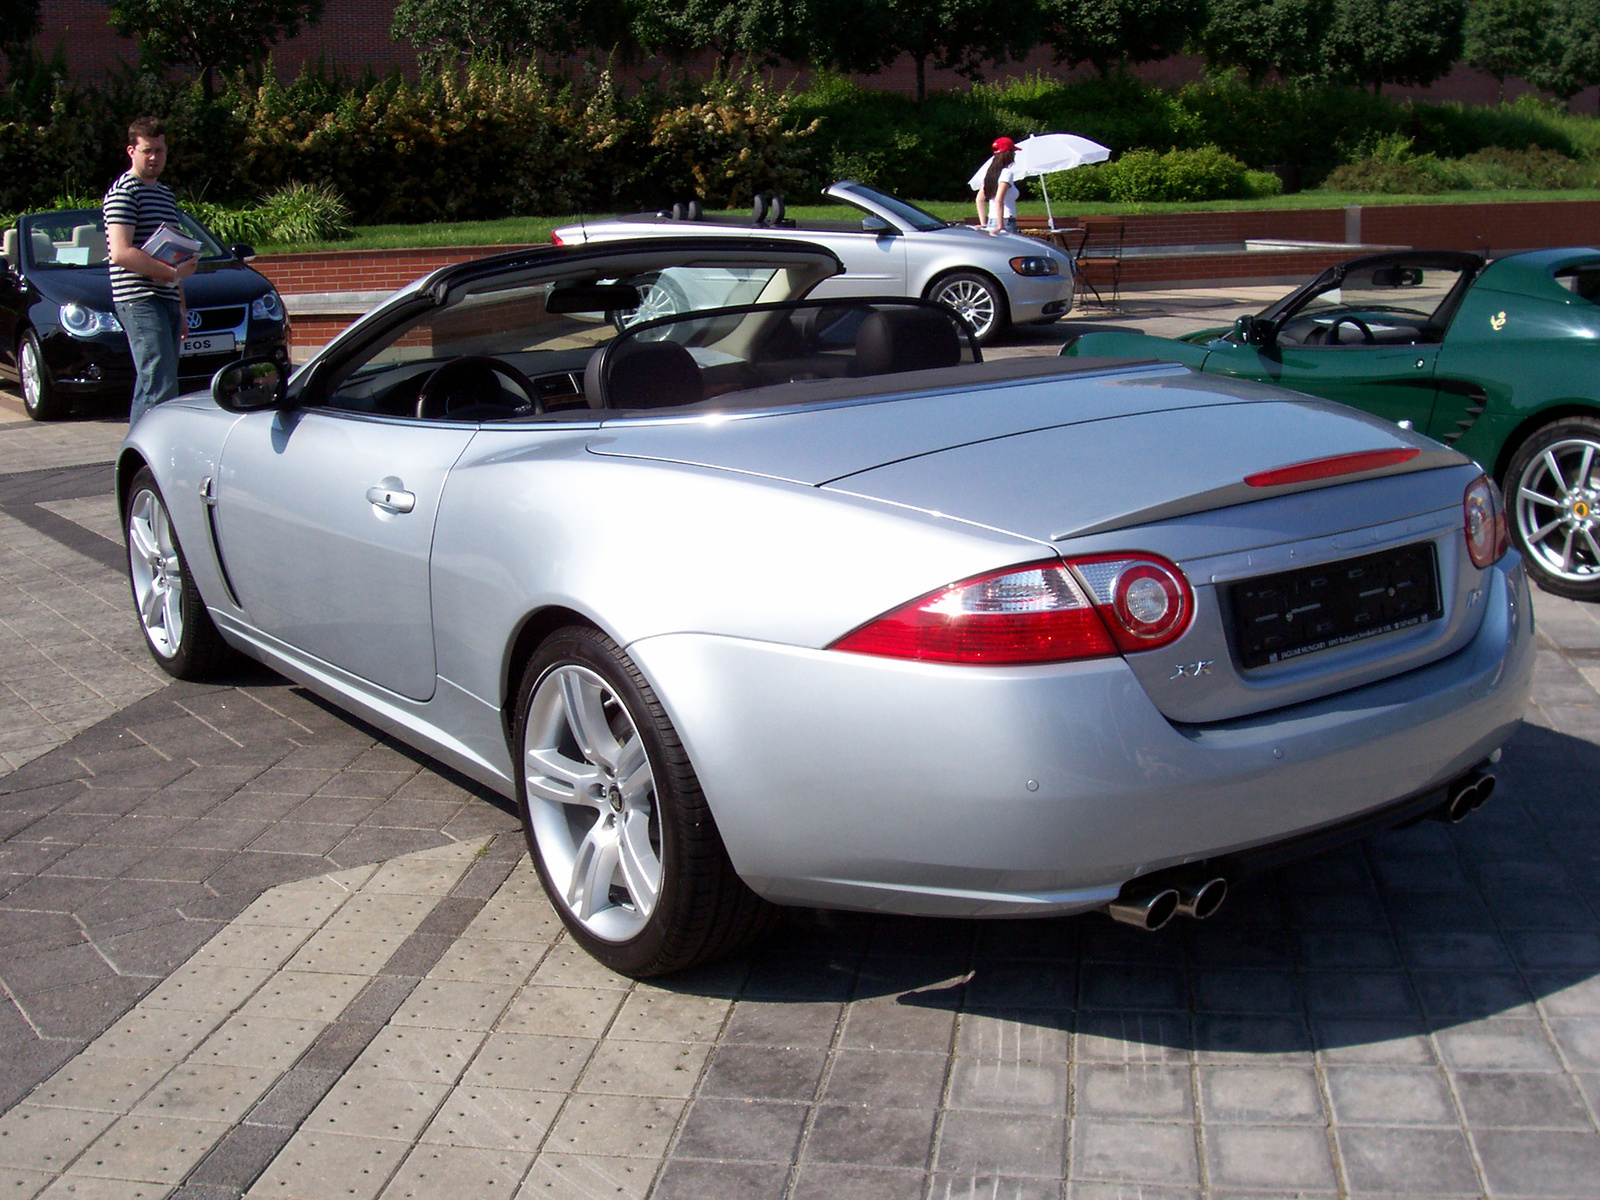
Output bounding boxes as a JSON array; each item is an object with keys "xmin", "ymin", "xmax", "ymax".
[{"xmin": 1044, "ymin": 145, "xmax": 1261, "ymax": 204}]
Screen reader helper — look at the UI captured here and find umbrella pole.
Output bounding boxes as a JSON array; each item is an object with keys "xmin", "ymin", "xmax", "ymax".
[{"xmin": 1041, "ymin": 175, "xmax": 1056, "ymax": 231}]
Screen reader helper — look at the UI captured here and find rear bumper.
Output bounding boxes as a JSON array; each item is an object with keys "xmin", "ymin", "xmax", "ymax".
[{"xmin": 628, "ymin": 555, "xmax": 1533, "ymax": 917}]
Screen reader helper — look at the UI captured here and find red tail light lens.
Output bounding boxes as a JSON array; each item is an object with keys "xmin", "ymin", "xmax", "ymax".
[
  {"xmin": 550, "ymin": 231, "xmax": 565, "ymax": 245},
  {"xmin": 829, "ymin": 554, "xmax": 1194, "ymax": 665},
  {"xmin": 1464, "ymin": 473, "xmax": 1509, "ymax": 568},
  {"xmin": 1070, "ymin": 554, "xmax": 1194, "ymax": 652}
]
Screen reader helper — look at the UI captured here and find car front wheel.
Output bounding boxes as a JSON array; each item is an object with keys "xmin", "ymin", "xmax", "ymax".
[
  {"xmin": 513, "ymin": 626, "xmax": 773, "ymax": 977},
  {"xmin": 124, "ymin": 467, "xmax": 234, "ymax": 678},
  {"xmin": 928, "ymin": 271, "xmax": 1008, "ymax": 345},
  {"xmin": 19, "ymin": 330, "xmax": 69, "ymax": 421},
  {"xmin": 1504, "ymin": 417, "xmax": 1600, "ymax": 601}
]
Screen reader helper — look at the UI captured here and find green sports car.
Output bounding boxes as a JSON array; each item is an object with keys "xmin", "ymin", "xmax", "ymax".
[{"xmin": 1065, "ymin": 248, "xmax": 1600, "ymax": 601}]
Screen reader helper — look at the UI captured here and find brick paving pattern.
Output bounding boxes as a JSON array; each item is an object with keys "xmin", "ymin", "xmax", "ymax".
[{"xmin": 2, "ymin": 303, "xmax": 1599, "ymax": 1197}]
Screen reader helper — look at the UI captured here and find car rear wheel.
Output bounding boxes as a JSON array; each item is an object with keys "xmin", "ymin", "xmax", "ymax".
[
  {"xmin": 19, "ymin": 330, "xmax": 69, "ymax": 421},
  {"xmin": 124, "ymin": 467, "xmax": 235, "ymax": 678},
  {"xmin": 609, "ymin": 273, "xmax": 688, "ymax": 335},
  {"xmin": 514, "ymin": 626, "xmax": 774, "ymax": 977},
  {"xmin": 1504, "ymin": 417, "xmax": 1600, "ymax": 601},
  {"xmin": 928, "ymin": 271, "xmax": 1008, "ymax": 345}
]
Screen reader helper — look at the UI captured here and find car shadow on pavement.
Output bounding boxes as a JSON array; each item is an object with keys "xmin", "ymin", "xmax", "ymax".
[{"xmin": 658, "ymin": 719, "xmax": 1599, "ymax": 1058}]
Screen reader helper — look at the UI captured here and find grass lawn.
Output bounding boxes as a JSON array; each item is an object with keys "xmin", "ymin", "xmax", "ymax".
[{"xmin": 256, "ymin": 189, "xmax": 1600, "ymax": 255}]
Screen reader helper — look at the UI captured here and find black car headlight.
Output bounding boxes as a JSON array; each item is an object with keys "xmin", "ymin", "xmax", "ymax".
[
  {"xmin": 1009, "ymin": 256, "xmax": 1059, "ymax": 277},
  {"xmin": 59, "ymin": 303, "xmax": 123, "ymax": 337},
  {"xmin": 250, "ymin": 291, "xmax": 284, "ymax": 322}
]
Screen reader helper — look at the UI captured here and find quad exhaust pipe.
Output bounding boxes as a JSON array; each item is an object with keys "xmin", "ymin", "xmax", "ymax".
[
  {"xmin": 1434, "ymin": 771, "xmax": 1496, "ymax": 823},
  {"xmin": 1106, "ymin": 875, "xmax": 1228, "ymax": 931}
]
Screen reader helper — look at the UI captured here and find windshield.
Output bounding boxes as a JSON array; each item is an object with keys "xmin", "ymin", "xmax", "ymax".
[
  {"xmin": 18, "ymin": 208, "xmax": 229, "ymax": 269},
  {"xmin": 835, "ymin": 183, "xmax": 947, "ymax": 232},
  {"xmin": 323, "ymin": 265, "xmax": 783, "ymax": 418}
]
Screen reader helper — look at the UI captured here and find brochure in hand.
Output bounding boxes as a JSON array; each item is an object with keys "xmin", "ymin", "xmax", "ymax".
[{"xmin": 142, "ymin": 223, "xmax": 202, "ymax": 265}]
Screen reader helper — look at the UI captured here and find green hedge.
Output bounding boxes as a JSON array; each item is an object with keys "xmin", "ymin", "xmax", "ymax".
[{"xmin": 3, "ymin": 56, "xmax": 1598, "ymax": 226}]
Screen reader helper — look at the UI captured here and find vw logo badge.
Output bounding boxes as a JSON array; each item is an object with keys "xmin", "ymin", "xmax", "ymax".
[{"xmin": 186, "ymin": 309, "xmax": 202, "ymax": 331}]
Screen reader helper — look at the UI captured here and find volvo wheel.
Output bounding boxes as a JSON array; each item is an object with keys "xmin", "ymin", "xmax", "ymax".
[
  {"xmin": 928, "ymin": 271, "xmax": 1008, "ymax": 346},
  {"xmin": 514, "ymin": 626, "xmax": 773, "ymax": 976},
  {"xmin": 19, "ymin": 331, "xmax": 68, "ymax": 421},
  {"xmin": 124, "ymin": 467, "xmax": 233, "ymax": 678},
  {"xmin": 1505, "ymin": 417, "xmax": 1600, "ymax": 601}
]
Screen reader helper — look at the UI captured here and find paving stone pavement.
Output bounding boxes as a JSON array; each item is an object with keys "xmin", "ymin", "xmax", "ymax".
[{"xmin": 4, "ymin": 319, "xmax": 1600, "ymax": 1198}]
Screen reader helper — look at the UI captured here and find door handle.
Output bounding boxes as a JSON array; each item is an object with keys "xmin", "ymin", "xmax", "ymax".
[{"xmin": 366, "ymin": 484, "xmax": 416, "ymax": 513}]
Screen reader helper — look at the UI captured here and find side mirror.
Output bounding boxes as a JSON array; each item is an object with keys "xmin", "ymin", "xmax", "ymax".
[
  {"xmin": 861, "ymin": 215, "xmax": 893, "ymax": 235},
  {"xmin": 230, "ymin": 243, "xmax": 256, "ymax": 261},
  {"xmin": 213, "ymin": 356, "xmax": 287, "ymax": 412},
  {"xmin": 1234, "ymin": 314, "xmax": 1277, "ymax": 348}
]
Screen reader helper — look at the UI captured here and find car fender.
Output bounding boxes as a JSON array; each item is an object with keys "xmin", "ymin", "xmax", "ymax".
[
  {"xmin": 118, "ymin": 398, "xmax": 245, "ymax": 621},
  {"xmin": 1064, "ymin": 331, "xmax": 1215, "ymax": 371}
]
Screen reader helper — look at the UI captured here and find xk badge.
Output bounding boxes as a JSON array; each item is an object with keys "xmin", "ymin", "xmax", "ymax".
[{"xmin": 1170, "ymin": 660, "xmax": 1215, "ymax": 680}]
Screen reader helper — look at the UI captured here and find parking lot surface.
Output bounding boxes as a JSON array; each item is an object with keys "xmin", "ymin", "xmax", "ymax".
[{"xmin": 2, "ymin": 294, "xmax": 1599, "ymax": 1199}]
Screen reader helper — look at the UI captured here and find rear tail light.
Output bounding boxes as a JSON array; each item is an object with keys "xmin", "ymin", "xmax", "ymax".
[
  {"xmin": 1464, "ymin": 473, "xmax": 1509, "ymax": 568},
  {"xmin": 550, "ymin": 231, "xmax": 564, "ymax": 245},
  {"xmin": 829, "ymin": 553, "xmax": 1194, "ymax": 665}
]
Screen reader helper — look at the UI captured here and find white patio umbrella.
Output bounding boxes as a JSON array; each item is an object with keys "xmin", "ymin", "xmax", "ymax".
[{"xmin": 970, "ymin": 133, "xmax": 1112, "ymax": 230}]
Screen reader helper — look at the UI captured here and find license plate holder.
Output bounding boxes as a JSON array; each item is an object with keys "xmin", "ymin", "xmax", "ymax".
[
  {"xmin": 181, "ymin": 332, "xmax": 236, "ymax": 357},
  {"xmin": 1229, "ymin": 542, "xmax": 1443, "ymax": 669}
]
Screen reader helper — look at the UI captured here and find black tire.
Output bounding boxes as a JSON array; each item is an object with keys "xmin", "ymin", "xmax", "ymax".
[
  {"xmin": 513, "ymin": 626, "xmax": 774, "ymax": 977},
  {"xmin": 19, "ymin": 330, "xmax": 69, "ymax": 421},
  {"xmin": 927, "ymin": 270, "xmax": 1009, "ymax": 346},
  {"xmin": 1502, "ymin": 416, "xmax": 1600, "ymax": 602},
  {"xmin": 124, "ymin": 467, "xmax": 235, "ymax": 679}
]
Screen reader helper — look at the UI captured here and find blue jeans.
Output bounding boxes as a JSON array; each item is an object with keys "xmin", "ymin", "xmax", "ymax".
[{"xmin": 117, "ymin": 296, "xmax": 183, "ymax": 426}]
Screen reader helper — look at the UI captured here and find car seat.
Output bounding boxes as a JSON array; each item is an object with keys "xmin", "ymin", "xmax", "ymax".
[
  {"xmin": 852, "ymin": 307, "xmax": 962, "ymax": 376},
  {"xmin": 2, "ymin": 229, "xmax": 16, "ymax": 269},
  {"xmin": 587, "ymin": 339, "xmax": 704, "ymax": 409},
  {"xmin": 71, "ymin": 225, "xmax": 108, "ymax": 264},
  {"xmin": 29, "ymin": 230, "xmax": 55, "ymax": 264}
]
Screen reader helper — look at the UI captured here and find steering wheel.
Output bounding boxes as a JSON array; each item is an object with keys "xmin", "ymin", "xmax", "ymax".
[
  {"xmin": 415, "ymin": 356, "xmax": 541, "ymax": 420},
  {"xmin": 1326, "ymin": 316, "xmax": 1377, "ymax": 346}
]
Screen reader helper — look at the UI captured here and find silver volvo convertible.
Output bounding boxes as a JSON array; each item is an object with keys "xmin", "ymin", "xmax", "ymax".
[
  {"xmin": 118, "ymin": 237, "xmax": 1533, "ymax": 976},
  {"xmin": 550, "ymin": 181, "xmax": 1076, "ymax": 345}
]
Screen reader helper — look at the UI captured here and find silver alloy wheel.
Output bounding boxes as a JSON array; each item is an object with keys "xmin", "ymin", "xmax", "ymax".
[
  {"xmin": 19, "ymin": 337, "xmax": 42, "ymax": 411},
  {"xmin": 1514, "ymin": 436, "xmax": 1600, "ymax": 583},
  {"xmin": 126, "ymin": 487, "xmax": 185, "ymax": 658},
  {"xmin": 523, "ymin": 664, "xmax": 662, "ymax": 942},
  {"xmin": 931, "ymin": 276, "xmax": 997, "ymax": 341}
]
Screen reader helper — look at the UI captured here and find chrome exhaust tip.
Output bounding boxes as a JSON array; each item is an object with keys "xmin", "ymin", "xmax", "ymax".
[
  {"xmin": 1436, "ymin": 772, "xmax": 1496, "ymax": 823},
  {"xmin": 1106, "ymin": 887, "xmax": 1180, "ymax": 931},
  {"xmin": 1175, "ymin": 877, "xmax": 1228, "ymax": 921}
]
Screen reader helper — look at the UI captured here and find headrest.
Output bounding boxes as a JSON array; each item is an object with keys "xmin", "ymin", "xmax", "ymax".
[
  {"xmin": 2, "ymin": 229, "xmax": 15, "ymax": 268},
  {"xmin": 71, "ymin": 225, "xmax": 108, "ymax": 262},
  {"xmin": 594, "ymin": 339, "xmax": 704, "ymax": 410},
  {"xmin": 854, "ymin": 307, "xmax": 962, "ymax": 376},
  {"xmin": 29, "ymin": 230, "xmax": 54, "ymax": 263}
]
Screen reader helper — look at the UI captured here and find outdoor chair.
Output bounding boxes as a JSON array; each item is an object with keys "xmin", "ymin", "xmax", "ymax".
[{"xmin": 1072, "ymin": 218, "xmax": 1125, "ymax": 310}]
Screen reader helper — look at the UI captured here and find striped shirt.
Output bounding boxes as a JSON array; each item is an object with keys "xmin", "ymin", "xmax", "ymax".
[{"xmin": 103, "ymin": 170, "xmax": 184, "ymax": 305}]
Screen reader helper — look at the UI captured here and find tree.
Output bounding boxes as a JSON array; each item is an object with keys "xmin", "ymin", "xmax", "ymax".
[
  {"xmin": 1198, "ymin": 0, "xmax": 1330, "ymax": 85},
  {"xmin": 1524, "ymin": 0, "xmax": 1600, "ymax": 104},
  {"xmin": 392, "ymin": 0, "xmax": 627, "ymax": 66},
  {"xmin": 0, "ymin": 0, "xmax": 40, "ymax": 73},
  {"xmin": 1463, "ymin": 0, "xmax": 1548, "ymax": 100},
  {"xmin": 109, "ymin": 0, "xmax": 325, "ymax": 97},
  {"xmin": 629, "ymin": 0, "xmax": 814, "ymax": 68},
  {"xmin": 1044, "ymin": 0, "xmax": 1205, "ymax": 75},
  {"xmin": 1320, "ymin": 0, "xmax": 1467, "ymax": 91},
  {"xmin": 822, "ymin": 0, "xmax": 1038, "ymax": 101}
]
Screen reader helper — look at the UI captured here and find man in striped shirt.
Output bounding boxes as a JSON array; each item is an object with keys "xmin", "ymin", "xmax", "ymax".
[{"xmin": 105, "ymin": 116, "xmax": 198, "ymax": 425}]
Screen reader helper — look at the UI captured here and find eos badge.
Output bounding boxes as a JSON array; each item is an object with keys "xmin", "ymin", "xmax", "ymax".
[{"xmin": 1169, "ymin": 660, "xmax": 1215, "ymax": 680}]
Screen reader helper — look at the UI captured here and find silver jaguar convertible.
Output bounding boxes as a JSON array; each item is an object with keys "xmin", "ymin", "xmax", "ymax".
[{"xmin": 118, "ymin": 237, "xmax": 1533, "ymax": 976}]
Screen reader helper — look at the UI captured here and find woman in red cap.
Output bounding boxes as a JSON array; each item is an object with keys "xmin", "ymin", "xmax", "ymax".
[{"xmin": 976, "ymin": 136, "xmax": 1019, "ymax": 233}]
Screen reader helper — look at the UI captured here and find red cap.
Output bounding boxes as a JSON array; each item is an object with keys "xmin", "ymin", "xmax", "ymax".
[{"xmin": 992, "ymin": 136, "xmax": 1016, "ymax": 153}]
